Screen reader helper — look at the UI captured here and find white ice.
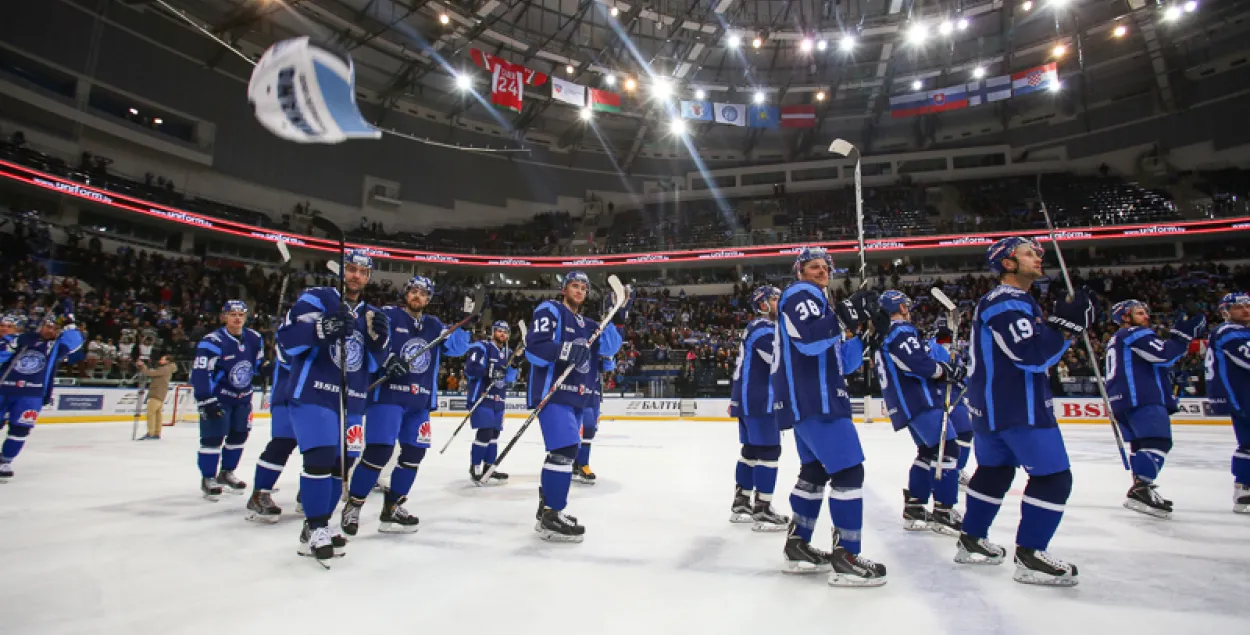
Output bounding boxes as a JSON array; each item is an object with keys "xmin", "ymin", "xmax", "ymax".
[{"xmin": 3, "ymin": 419, "xmax": 1249, "ymax": 635}]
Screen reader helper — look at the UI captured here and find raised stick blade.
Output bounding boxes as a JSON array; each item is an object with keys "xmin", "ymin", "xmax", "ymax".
[
  {"xmin": 310, "ymin": 215, "xmax": 343, "ymax": 237},
  {"xmin": 276, "ymin": 240, "xmax": 291, "ymax": 263},
  {"xmin": 606, "ymin": 275, "xmax": 626, "ymax": 310},
  {"xmin": 326, "ymin": 260, "xmax": 341, "ymax": 275},
  {"xmin": 930, "ymin": 287, "xmax": 957, "ymax": 311},
  {"xmin": 471, "ymin": 286, "xmax": 487, "ymax": 315},
  {"xmin": 517, "ymin": 319, "xmax": 528, "ymax": 339}
]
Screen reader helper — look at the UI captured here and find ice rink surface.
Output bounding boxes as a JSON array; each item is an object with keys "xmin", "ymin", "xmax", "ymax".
[{"xmin": 2, "ymin": 418, "xmax": 1249, "ymax": 635}]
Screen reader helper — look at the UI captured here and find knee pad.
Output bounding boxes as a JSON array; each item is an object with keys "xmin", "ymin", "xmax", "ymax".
[
  {"xmin": 968, "ymin": 465, "xmax": 1015, "ymax": 499},
  {"xmin": 360, "ymin": 443, "xmax": 394, "ymax": 470},
  {"xmin": 200, "ymin": 435, "xmax": 224, "ymax": 448},
  {"xmin": 797, "ymin": 460, "xmax": 830, "ymax": 491},
  {"xmin": 740, "ymin": 444, "xmax": 759, "ymax": 461},
  {"xmin": 828, "ymin": 463, "xmax": 865, "ymax": 490},
  {"xmin": 1024, "ymin": 469, "xmax": 1073, "ymax": 505},
  {"xmin": 397, "ymin": 444, "xmax": 427, "ymax": 469},
  {"xmin": 6, "ymin": 425, "xmax": 31, "ymax": 439},
  {"xmin": 303, "ymin": 446, "xmax": 337, "ymax": 474},
  {"xmin": 260, "ymin": 437, "xmax": 298, "ymax": 462},
  {"xmin": 224, "ymin": 429, "xmax": 249, "ymax": 446},
  {"xmin": 547, "ymin": 444, "xmax": 579, "ymax": 465},
  {"xmin": 1137, "ymin": 437, "xmax": 1173, "ymax": 455},
  {"xmin": 755, "ymin": 445, "xmax": 782, "ymax": 463},
  {"xmin": 475, "ymin": 428, "xmax": 494, "ymax": 443}
]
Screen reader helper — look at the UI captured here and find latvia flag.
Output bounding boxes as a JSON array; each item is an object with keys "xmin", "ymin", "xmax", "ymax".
[{"xmin": 780, "ymin": 104, "xmax": 816, "ymax": 128}]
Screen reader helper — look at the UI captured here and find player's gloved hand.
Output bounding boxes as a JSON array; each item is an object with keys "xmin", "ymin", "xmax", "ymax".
[
  {"xmin": 559, "ymin": 340, "xmax": 592, "ymax": 368},
  {"xmin": 1170, "ymin": 314, "xmax": 1208, "ymax": 341},
  {"xmin": 198, "ymin": 398, "xmax": 225, "ymax": 420},
  {"xmin": 364, "ymin": 310, "xmax": 390, "ymax": 351},
  {"xmin": 935, "ymin": 362, "xmax": 967, "ymax": 385},
  {"xmin": 317, "ymin": 306, "xmax": 355, "ymax": 342},
  {"xmin": 1047, "ymin": 289, "xmax": 1094, "ymax": 337},
  {"xmin": 611, "ymin": 287, "xmax": 634, "ymax": 326},
  {"xmin": 456, "ymin": 294, "xmax": 480, "ymax": 325},
  {"xmin": 383, "ymin": 354, "xmax": 408, "ymax": 381}
]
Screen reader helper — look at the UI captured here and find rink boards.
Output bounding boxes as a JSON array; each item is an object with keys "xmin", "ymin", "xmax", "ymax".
[{"xmin": 34, "ymin": 386, "xmax": 1233, "ymax": 426}]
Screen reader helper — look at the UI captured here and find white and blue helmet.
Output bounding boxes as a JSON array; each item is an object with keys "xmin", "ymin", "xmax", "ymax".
[
  {"xmin": 750, "ymin": 286, "xmax": 781, "ymax": 313},
  {"xmin": 879, "ymin": 290, "xmax": 911, "ymax": 315},
  {"xmin": 344, "ymin": 249, "xmax": 374, "ymax": 270},
  {"xmin": 1220, "ymin": 292, "xmax": 1250, "ymax": 313},
  {"xmin": 986, "ymin": 236, "xmax": 1043, "ymax": 276},
  {"xmin": 793, "ymin": 246, "xmax": 833, "ymax": 277},
  {"xmin": 403, "ymin": 275, "xmax": 434, "ymax": 297},
  {"xmin": 563, "ymin": 270, "xmax": 590, "ymax": 289},
  {"xmin": 492, "ymin": 320, "xmax": 511, "ymax": 334},
  {"xmin": 222, "ymin": 300, "xmax": 249, "ymax": 314},
  {"xmin": 1111, "ymin": 299, "xmax": 1147, "ymax": 323}
]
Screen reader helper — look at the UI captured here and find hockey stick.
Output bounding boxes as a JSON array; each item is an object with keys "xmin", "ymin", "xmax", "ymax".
[
  {"xmin": 261, "ymin": 241, "xmax": 293, "ymax": 408},
  {"xmin": 931, "ymin": 287, "xmax": 960, "ymax": 481},
  {"xmin": 365, "ymin": 286, "xmax": 488, "ymax": 393},
  {"xmin": 439, "ymin": 321, "xmax": 527, "ymax": 455},
  {"xmin": 310, "ymin": 216, "xmax": 351, "ymax": 497},
  {"xmin": 131, "ymin": 374, "xmax": 148, "ymax": 441},
  {"xmin": 1036, "ymin": 174, "xmax": 1131, "ymax": 471},
  {"xmin": 483, "ymin": 276, "xmax": 628, "ymax": 481}
]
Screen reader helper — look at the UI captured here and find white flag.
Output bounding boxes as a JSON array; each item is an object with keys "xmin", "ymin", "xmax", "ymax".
[
  {"xmin": 713, "ymin": 102, "xmax": 746, "ymax": 127},
  {"xmin": 551, "ymin": 77, "xmax": 587, "ymax": 107}
]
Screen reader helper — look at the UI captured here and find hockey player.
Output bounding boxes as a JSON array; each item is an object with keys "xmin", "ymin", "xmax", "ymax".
[
  {"xmin": 276, "ymin": 250, "xmax": 390, "ymax": 565},
  {"xmin": 958, "ymin": 236, "xmax": 1092, "ymax": 587},
  {"xmin": 775, "ymin": 247, "xmax": 886, "ymax": 587},
  {"xmin": 340, "ymin": 275, "xmax": 471, "ymax": 535},
  {"xmin": 524, "ymin": 271, "xmax": 625, "ymax": 542},
  {"xmin": 191, "ymin": 300, "xmax": 265, "ymax": 499},
  {"xmin": 573, "ymin": 345, "xmax": 615, "ymax": 485},
  {"xmin": 246, "ymin": 348, "xmax": 294, "ymax": 522},
  {"xmin": 728, "ymin": 285, "xmax": 790, "ymax": 531},
  {"xmin": 927, "ymin": 324, "xmax": 974, "ymax": 486},
  {"xmin": 1205, "ymin": 292, "xmax": 1250, "ymax": 514},
  {"xmin": 1106, "ymin": 299, "xmax": 1206, "ymax": 519},
  {"xmin": 873, "ymin": 290, "xmax": 965, "ymax": 535},
  {"xmin": 0, "ymin": 316, "xmax": 85, "ymax": 481},
  {"xmin": 464, "ymin": 320, "xmax": 519, "ymax": 485}
]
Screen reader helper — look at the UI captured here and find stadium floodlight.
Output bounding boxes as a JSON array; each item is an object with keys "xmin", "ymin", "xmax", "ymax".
[
  {"xmin": 939, "ymin": 21, "xmax": 954, "ymax": 36},
  {"xmin": 828, "ymin": 138, "xmax": 867, "ymax": 285},
  {"xmin": 908, "ymin": 23, "xmax": 928, "ymax": 45},
  {"xmin": 815, "ymin": 91, "xmax": 826, "ymax": 101},
  {"xmin": 154, "ymin": 118, "xmax": 163, "ymax": 125},
  {"xmin": 624, "ymin": 77, "xmax": 637, "ymax": 91},
  {"xmin": 753, "ymin": 91, "xmax": 766, "ymax": 104},
  {"xmin": 669, "ymin": 119, "xmax": 686, "ymax": 135},
  {"xmin": 840, "ymin": 36, "xmax": 856, "ymax": 51},
  {"xmin": 752, "ymin": 36, "xmax": 763, "ymax": 49},
  {"xmin": 1052, "ymin": 43, "xmax": 1067, "ymax": 58},
  {"xmin": 973, "ymin": 66, "xmax": 986, "ymax": 79},
  {"xmin": 455, "ymin": 73, "xmax": 472, "ymax": 91},
  {"xmin": 800, "ymin": 38, "xmax": 814, "ymax": 52},
  {"xmin": 727, "ymin": 34, "xmax": 741, "ymax": 48},
  {"xmin": 580, "ymin": 107, "xmax": 593, "ymax": 121},
  {"xmin": 566, "ymin": 64, "xmax": 575, "ymax": 75},
  {"xmin": 1113, "ymin": 24, "xmax": 1127, "ymax": 37},
  {"xmin": 604, "ymin": 74, "xmax": 616, "ymax": 86},
  {"xmin": 1022, "ymin": 1, "xmax": 1034, "ymax": 10},
  {"xmin": 957, "ymin": 17, "xmax": 970, "ymax": 30},
  {"xmin": 128, "ymin": 107, "xmax": 139, "ymax": 115},
  {"xmin": 439, "ymin": 13, "xmax": 450, "ymax": 25},
  {"xmin": 610, "ymin": 6, "xmax": 619, "ymax": 17},
  {"xmin": 1163, "ymin": 5, "xmax": 1182, "ymax": 20},
  {"xmin": 1184, "ymin": 1, "xmax": 1197, "ymax": 12},
  {"xmin": 912, "ymin": 79, "xmax": 923, "ymax": 91},
  {"xmin": 694, "ymin": 89, "xmax": 707, "ymax": 100},
  {"xmin": 652, "ymin": 78, "xmax": 672, "ymax": 100},
  {"xmin": 1051, "ymin": 80, "xmax": 1063, "ymax": 92},
  {"xmin": 816, "ymin": 39, "xmax": 828, "ymax": 51}
]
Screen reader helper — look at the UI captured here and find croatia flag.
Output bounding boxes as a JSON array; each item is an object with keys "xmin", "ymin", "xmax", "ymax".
[
  {"xmin": 889, "ymin": 85, "xmax": 969, "ymax": 119},
  {"xmin": 1011, "ymin": 63, "xmax": 1058, "ymax": 96}
]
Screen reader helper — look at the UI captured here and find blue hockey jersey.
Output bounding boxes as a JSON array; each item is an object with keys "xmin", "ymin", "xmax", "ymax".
[
  {"xmin": 1106, "ymin": 326, "xmax": 1187, "ymax": 415},
  {"xmin": 730, "ymin": 317, "xmax": 776, "ymax": 419},
  {"xmin": 875, "ymin": 320, "xmax": 944, "ymax": 430},
  {"xmin": 1206, "ymin": 322, "xmax": 1250, "ymax": 415},
  {"xmin": 524, "ymin": 300, "xmax": 623, "ymax": 409},
  {"xmin": 276, "ymin": 287, "xmax": 385, "ymax": 416},
  {"xmin": 966, "ymin": 284, "xmax": 1070, "ymax": 432},
  {"xmin": 372, "ymin": 307, "xmax": 469, "ymax": 411},
  {"xmin": 0, "ymin": 331, "xmax": 85, "ymax": 399},
  {"xmin": 929, "ymin": 336, "xmax": 971, "ymax": 420},
  {"xmin": 268, "ymin": 346, "xmax": 292, "ymax": 408},
  {"xmin": 464, "ymin": 339, "xmax": 518, "ymax": 411},
  {"xmin": 771, "ymin": 282, "xmax": 864, "ymax": 428},
  {"xmin": 191, "ymin": 327, "xmax": 264, "ymax": 405}
]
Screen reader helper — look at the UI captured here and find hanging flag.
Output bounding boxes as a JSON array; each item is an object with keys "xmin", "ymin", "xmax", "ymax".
[
  {"xmin": 966, "ymin": 75, "xmax": 1012, "ymax": 106},
  {"xmin": 469, "ymin": 49, "xmax": 548, "ymax": 86},
  {"xmin": 780, "ymin": 104, "xmax": 816, "ymax": 128},
  {"xmin": 889, "ymin": 85, "xmax": 969, "ymax": 118},
  {"xmin": 748, "ymin": 104, "xmax": 779, "ymax": 128},
  {"xmin": 1012, "ymin": 62, "xmax": 1059, "ymax": 96},
  {"xmin": 589, "ymin": 88, "xmax": 621, "ymax": 112},
  {"xmin": 714, "ymin": 102, "xmax": 746, "ymax": 126},
  {"xmin": 551, "ymin": 77, "xmax": 587, "ymax": 106},
  {"xmin": 680, "ymin": 100, "xmax": 714, "ymax": 121}
]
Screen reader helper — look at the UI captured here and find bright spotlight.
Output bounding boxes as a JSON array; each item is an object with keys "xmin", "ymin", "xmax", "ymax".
[
  {"xmin": 939, "ymin": 21, "xmax": 954, "ymax": 36},
  {"xmin": 610, "ymin": 6, "xmax": 620, "ymax": 17},
  {"xmin": 439, "ymin": 13, "xmax": 450, "ymax": 25},
  {"xmin": 153, "ymin": 118, "xmax": 163, "ymax": 125},
  {"xmin": 752, "ymin": 36, "xmax": 763, "ymax": 49},
  {"xmin": 1113, "ymin": 24, "xmax": 1127, "ymax": 38},
  {"xmin": 580, "ymin": 107, "xmax": 593, "ymax": 121},
  {"xmin": 973, "ymin": 66, "xmax": 986, "ymax": 79},
  {"xmin": 128, "ymin": 107, "xmax": 139, "ymax": 115},
  {"xmin": 1022, "ymin": 1, "xmax": 1033, "ymax": 10},
  {"xmin": 454, "ymin": 73, "xmax": 472, "ymax": 90},
  {"xmin": 669, "ymin": 119, "xmax": 686, "ymax": 135},
  {"xmin": 753, "ymin": 91, "xmax": 766, "ymax": 104},
  {"xmin": 652, "ymin": 78, "xmax": 672, "ymax": 100},
  {"xmin": 840, "ymin": 36, "xmax": 855, "ymax": 51},
  {"xmin": 695, "ymin": 89, "xmax": 707, "ymax": 100},
  {"xmin": 1163, "ymin": 5, "xmax": 1182, "ymax": 20},
  {"xmin": 800, "ymin": 38, "xmax": 813, "ymax": 52},
  {"xmin": 908, "ymin": 23, "xmax": 928, "ymax": 45},
  {"xmin": 1184, "ymin": 0, "xmax": 1197, "ymax": 12},
  {"xmin": 957, "ymin": 18, "xmax": 969, "ymax": 30},
  {"xmin": 604, "ymin": 74, "xmax": 616, "ymax": 86},
  {"xmin": 1052, "ymin": 43, "xmax": 1067, "ymax": 58},
  {"xmin": 1050, "ymin": 80, "xmax": 1063, "ymax": 92},
  {"xmin": 727, "ymin": 34, "xmax": 741, "ymax": 48},
  {"xmin": 624, "ymin": 77, "xmax": 637, "ymax": 91},
  {"xmin": 911, "ymin": 79, "xmax": 923, "ymax": 91},
  {"xmin": 816, "ymin": 39, "xmax": 828, "ymax": 51},
  {"xmin": 815, "ymin": 91, "xmax": 826, "ymax": 101},
  {"xmin": 1051, "ymin": 0, "xmax": 1068, "ymax": 7}
]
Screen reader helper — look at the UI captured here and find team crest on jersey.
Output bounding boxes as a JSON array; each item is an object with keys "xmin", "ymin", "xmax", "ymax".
[
  {"xmin": 346, "ymin": 424, "xmax": 364, "ymax": 452},
  {"xmin": 330, "ymin": 332, "xmax": 365, "ymax": 372},
  {"xmin": 417, "ymin": 420, "xmax": 432, "ymax": 444},
  {"xmin": 17, "ymin": 409, "xmax": 38, "ymax": 425},
  {"xmin": 228, "ymin": 361, "xmax": 254, "ymax": 388},
  {"xmin": 402, "ymin": 337, "xmax": 432, "ymax": 375},
  {"xmin": 572, "ymin": 337, "xmax": 591, "ymax": 374},
  {"xmin": 13, "ymin": 350, "xmax": 47, "ymax": 375}
]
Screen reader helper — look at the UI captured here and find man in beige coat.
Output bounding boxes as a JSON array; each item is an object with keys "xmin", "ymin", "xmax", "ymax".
[{"xmin": 136, "ymin": 354, "xmax": 177, "ymax": 440}]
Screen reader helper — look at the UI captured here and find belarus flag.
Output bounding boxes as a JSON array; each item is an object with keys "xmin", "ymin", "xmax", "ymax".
[
  {"xmin": 1011, "ymin": 63, "xmax": 1058, "ymax": 96},
  {"xmin": 780, "ymin": 105, "xmax": 816, "ymax": 128}
]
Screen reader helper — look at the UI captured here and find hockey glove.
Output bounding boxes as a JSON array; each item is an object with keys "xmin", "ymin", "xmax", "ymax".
[
  {"xmin": 559, "ymin": 341, "xmax": 592, "ymax": 368},
  {"xmin": 382, "ymin": 354, "xmax": 408, "ymax": 381},
  {"xmin": 317, "ymin": 306, "xmax": 355, "ymax": 342},
  {"xmin": 935, "ymin": 362, "xmax": 967, "ymax": 385},
  {"xmin": 198, "ymin": 398, "xmax": 225, "ymax": 420},
  {"xmin": 610, "ymin": 288, "xmax": 634, "ymax": 326},
  {"xmin": 365, "ymin": 310, "xmax": 390, "ymax": 352},
  {"xmin": 456, "ymin": 294, "xmax": 481, "ymax": 325},
  {"xmin": 1170, "ymin": 314, "xmax": 1208, "ymax": 342},
  {"xmin": 1047, "ymin": 290, "xmax": 1094, "ymax": 337}
]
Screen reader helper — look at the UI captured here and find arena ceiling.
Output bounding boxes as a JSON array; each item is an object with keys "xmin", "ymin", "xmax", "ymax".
[{"xmin": 148, "ymin": 0, "xmax": 1248, "ymax": 166}]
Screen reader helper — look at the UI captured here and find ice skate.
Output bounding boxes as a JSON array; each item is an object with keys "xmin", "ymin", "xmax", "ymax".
[
  {"xmin": 484, "ymin": 463, "xmax": 508, "ymax": 483},
  {"xmin": 782, "ymin": 521, "xmax": 831, "ymax": 573},
  {"xmin": 1235, "ymin": 484, "xmax": 1250, "ymax": 514},
  {"xmin": 826, "ymin": 529, "xmax": 887, "ymax": 587},
  {"xmin": 929, "ymin": 503, "xmax": 963, "ymax": 536},
  {"xmin": 536, "ymin": 507, "xmax": 585, "ymax": 543},
  {"xmin": 340, "ymin": 497, "xmax": 364, "ymax": 536},
  {"xmin": 297, "ymin": 522, "xmax": 341, "ymax": 569},
  {"xmin": 469, "ymin": 465, "xmax": 484, "ymax": 486},
  {"xmin": 954, "ymin": 532, "xmax": 1006, "ymax": 565},
  {"xmin": 215, "ymin": 469, "xmax": 247, "ymax": 495},
  {"xmin": 295, "ymin": 492, "xmax": 303, "ymax": 515},
  {"xmin": 0, "ymin": 461, "xmax": 13, "ymax": 483},
  {"xmin": 572, "ymin": 463, "xmax": 596, "ymax": 485},
  {"xmin": 200, "ymin": 476, "xmax": 223, "ymax": 501},
  {"xmin": 1013, "ymin": 547, "xmax": 1079, "ymax": 587},
  {"xmin": 1124, "ymin": 480, "xmax": 1171, "ymax": 519},
  {"xmin": 535, "ymin": 488, "xmax": 577, "ymax": 525},
  {"xmin": 750, "ymin": 498, "xmax": 789, "ymax": 532},
  {"xmin": 379, "ymin": 496, "xmax": 420, "ymax": 534},
  {"xmin": 729, "ymin": 486, "xmax": 753, "ymax": 523},
  {"xmin": 245, "ymin": 490, "xmax": 281, "ymax": 523},
  {"xmin": 901, "ymin": 489, "xmax": 930, "ymax": 531}
]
